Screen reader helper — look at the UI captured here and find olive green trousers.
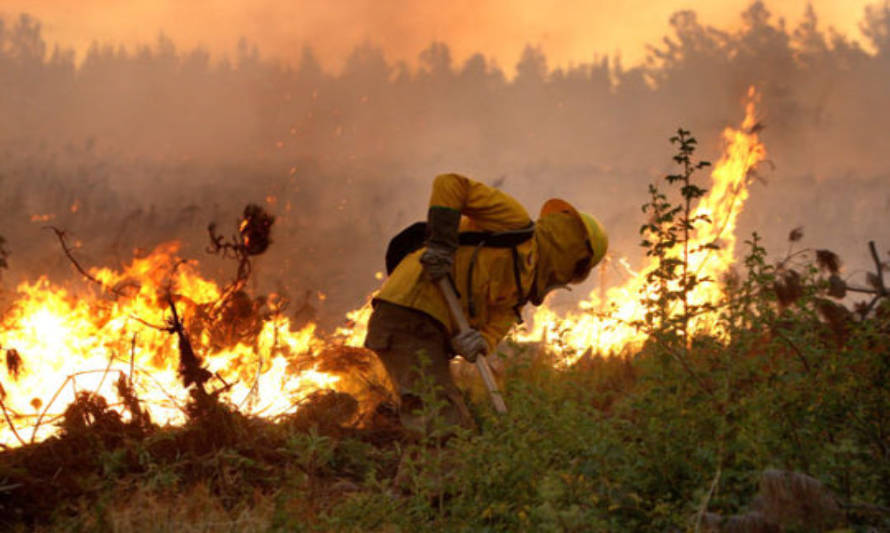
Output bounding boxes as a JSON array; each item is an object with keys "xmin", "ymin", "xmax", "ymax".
[{"xmin": 364, "ymin": 301, "xmax": 474, "ymax": 433}]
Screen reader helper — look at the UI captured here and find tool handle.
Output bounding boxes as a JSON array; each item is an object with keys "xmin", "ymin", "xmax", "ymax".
[
  {"xmin": 474, "ymin": 357, "xmax": 508, "ymax": 413},
  {"xmin": 437, "ymin": 278, "xmax": 508, "ymax": 413},
  {"xmin": 438, "ymin": 277, "xmax": 471, "ymax": 331}
]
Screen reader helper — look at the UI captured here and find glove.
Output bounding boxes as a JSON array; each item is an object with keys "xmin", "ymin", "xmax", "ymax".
[
  {"xmin": 420, "ymin": 206, "xmax": 460, "ymax": 282},
  {"xmin": 451, "ymin": 329, "xmax": 487, "ymax": 362},
  {"xmin": 419, "ymin": 245, "xmax": 453, "ymax": 281}
]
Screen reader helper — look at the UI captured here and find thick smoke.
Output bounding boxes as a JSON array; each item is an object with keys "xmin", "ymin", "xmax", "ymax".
[{"xmin": 1, "ymin": 1, "xmax": 888, "ymax": 325}]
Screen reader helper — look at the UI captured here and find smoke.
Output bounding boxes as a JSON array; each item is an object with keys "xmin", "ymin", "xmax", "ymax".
[
  {"xmin": 1, "ymin": 1, "xmax": 889, "ymax": 325},
  {"xmin": 4, "ymin": 0, "xmax": 874, "ymax": 72}
]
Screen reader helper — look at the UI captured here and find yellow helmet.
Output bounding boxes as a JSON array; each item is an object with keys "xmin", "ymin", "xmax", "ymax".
[{"xmin": 540, "ymin": 199, "xmax": 609, "ymax": 269}]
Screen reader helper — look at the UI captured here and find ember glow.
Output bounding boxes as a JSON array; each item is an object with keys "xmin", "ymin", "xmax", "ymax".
[
  {"xmin": 516, "ymin": 87, "xmax": 767, "ymax": 363},
  {"xmin": 0, "ymin": 90, "xmax": 764, "ymax": 447}
]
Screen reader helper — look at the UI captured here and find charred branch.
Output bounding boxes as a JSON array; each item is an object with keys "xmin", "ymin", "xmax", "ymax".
[
  {"xmin": 206, "ymin": 203, "xmax": 276, "ymax": 289},
  {"xmin": 164, "ymin": 293, "xmax": 212, "ymax": 394},
  {"xmin": 0, "ymin": 384, "xmax": 26, "ymax": 447},
  {"xmin": 0, "ymin": 235, "xmax": 9, "ymax": 272},
  {"xmin": 849, "ymin": 241, "xmax": 889, "ymax": 317},
  {"xmin": 45, "ymin": 226, "xmax": 126, "ymax": 298},
  {"xmin": 5, "ymin": 349, "xmax": 22, "ymax": 380},
  {"xmin": 114, "ymin": 372, "xmax": 152, "ymax": 430}
]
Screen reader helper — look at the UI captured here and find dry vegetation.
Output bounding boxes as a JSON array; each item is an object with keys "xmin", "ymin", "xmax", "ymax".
[
  {"xmin": 1, "ymin": 1, "xmax": 890, "ymax": 530},
  {"xmin": 0, "ymin": 132, "xmax": 888, "ymax": 531},
  {"xmin": 1, "ymin": 1, "xmax": 890, "ymax": 322}
]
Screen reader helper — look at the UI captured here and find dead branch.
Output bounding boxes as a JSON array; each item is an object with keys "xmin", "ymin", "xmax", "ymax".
[
  {"xmin": 0, "ymin": 386, "xmax": 26, "ymax": 447},
  {"xmin": 129, "ymin": 335, "xmax": 136, "ymax": 386},
  {"xmin": 5, "ymin": 349, "xmax": 23, "ymax": 380},
  {"xmin": 44, "ymin": 226, "xmax": 125, "ymax": 297},
  {"xmin": 869, "ymin": 241, "xmax": 886, "ymax": 293},
  {"xmin": 164, "ymin": 293, "xmax": 212, "ymax": 393},
  {"xmin": 127, "ymin": 314, "xmax": 167, "ymax": 331},
  {"xmin": 856, "ymin": 241, "xmax": 888, "ymax": 317},
  {"xmin": 771, "ymin": 329, "xmax": 811, "ymax": 373},
  {"xmin": 30, "ymin": 374, "xmax": 72, "ymax": 444},
  {"xmin": 213, "ymin": 372, "xmax": 234, "ymax": 394},
  {"xmin": 115, "ymin": 371, "xmax": 152, "ymax": 429},
  {"xmin": 205, "ymin": 204, "xmax": 276, "ymax": 322},
  {"xmin": 29, "ymin": 368, "xmax": 121, "ymax": 443},
  {"xmin": 90, "ymin": 350, "xmax": 117, "ymax": 401},
  {"xmin": 206, "ymin": 222, "xmax": 252, "ymax": 285},
  {"xmin": 132, "ymin": 370, "xmax": 188, "ymax": 417}
]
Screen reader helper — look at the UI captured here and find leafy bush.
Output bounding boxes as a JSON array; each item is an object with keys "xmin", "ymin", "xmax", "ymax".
[{"xmin": 3, "ymin": 129, "xmax": 889, "ymax": 531}]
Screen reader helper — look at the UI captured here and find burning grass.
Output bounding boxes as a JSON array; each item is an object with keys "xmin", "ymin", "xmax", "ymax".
[
  {"xmin": 0, "ymin": 213, "xmax": 387, "ymax": 448},
  {"xmin": 3, "ymin": 296, "xmax": 887, "ymax": 531},
  {"xmin": 1, "ymin": 94, "xmax": 889, "ymax": 530},
  {"xmin": 0, "ymin": 272, "xmax": 887, "ymax": 533}
]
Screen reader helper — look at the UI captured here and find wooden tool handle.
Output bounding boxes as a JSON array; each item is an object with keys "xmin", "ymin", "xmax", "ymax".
[{"xmin": 437, "ymin": 278, "xmax": 508, "ymax": 413}]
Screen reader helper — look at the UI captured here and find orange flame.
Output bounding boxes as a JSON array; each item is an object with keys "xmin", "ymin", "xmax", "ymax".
[
  {"xmin": 0, "ymin": 89, "xmax": 765, "ymax": 446},
  {"xmin": 516, "ymin": 87, "xmax": 766, "ymax": 364},
  {"xmin": 0, "ymin": 241, "xmax": 379, "ymax": 447}
]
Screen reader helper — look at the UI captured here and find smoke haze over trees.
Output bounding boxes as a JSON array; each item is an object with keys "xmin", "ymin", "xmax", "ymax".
[{"xmin": 1, "ymin": 1, "xmax": 888, "ymax": 324}]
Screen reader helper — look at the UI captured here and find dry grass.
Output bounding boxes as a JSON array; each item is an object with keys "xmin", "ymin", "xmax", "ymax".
[{"xmin": 29, "ymin": 484, "xmax": 276, "ymax": 533}]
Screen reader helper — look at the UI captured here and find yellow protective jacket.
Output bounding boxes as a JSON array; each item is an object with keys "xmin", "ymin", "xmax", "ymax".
[
  {"xmin": 376, "ymin": 173, "xmax": 535, "ymax": 351},
  {"xmin": 376, "ymin": 173, "xmax": 592, "ymax": 353}
]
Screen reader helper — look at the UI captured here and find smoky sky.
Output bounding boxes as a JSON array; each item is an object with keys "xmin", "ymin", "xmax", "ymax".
[
  {"xmin": 1, "ymin": 1, "xmax": 888, "ymax": 326},
  {"xmin": 5, "ymin": 0, "xmax": 875, "ymax": 72}
]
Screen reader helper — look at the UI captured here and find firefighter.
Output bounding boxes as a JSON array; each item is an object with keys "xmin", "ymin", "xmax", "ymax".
[{"xmin": 364, "ymin": 173, "xmax": 607, "ymax": 433}]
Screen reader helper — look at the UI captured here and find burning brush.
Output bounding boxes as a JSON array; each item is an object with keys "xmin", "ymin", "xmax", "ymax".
[
  {"xmin": 205, "ymin": 204, "xmax": 279, "ymax": 346},
  {"xmin": 239, "ymin": 204, "xmax": 275, "ymax": 256},
  {"xmin": 207, "ymin": 203, "xmax": 276, "ymax": 283}
]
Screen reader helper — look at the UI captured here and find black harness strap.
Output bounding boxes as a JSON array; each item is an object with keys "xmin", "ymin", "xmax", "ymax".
[
  {"xmin": 511, "ymin": 246, "xmax": 527, "ymax": 322},
  {"xmin": 458, "ymin": 225, "xmax": 535, "ymax": 247},
  {"xmin": 385, "ymin": 220, "xmax": 534, "ymax": 322},
  {"xmin": 385, "ymin": 222, "xmax": 535, "ymax": 275},
  {"xmin": 466, "ymin": 241, "xmax": 485, "ymax": 318}
]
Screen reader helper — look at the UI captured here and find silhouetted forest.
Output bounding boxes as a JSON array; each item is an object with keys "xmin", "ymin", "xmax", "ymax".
[{"xmin": 1, "ymin": 1, "xmax": 888, "ymax": 324}]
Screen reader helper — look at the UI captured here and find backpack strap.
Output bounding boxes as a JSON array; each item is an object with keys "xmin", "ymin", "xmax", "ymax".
[
  {"xmin": 385, "ymin": 221, "xmax": 534, "ymax": 322},
  {"xmin": 466, "ymin": 241, "xmax": 485, "ymax": 318},
  {"xmin": 511, "ymin": 246, "xmax": 527, "ymax": 323},
  {"xmin": 458, "ymin": 223, "xmax": 535, "ymax": 247},
  {"xmin": 385, "ymin": 221, "xmax": 535, "ymax": 275}
]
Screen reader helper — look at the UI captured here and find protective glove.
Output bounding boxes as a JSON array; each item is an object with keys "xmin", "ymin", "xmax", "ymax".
[
  {"xmin": 451, "ymin": 328, "xmax": 487, "ymax": 362},
  {"xmin": 419, "ymin": 245, "xmax": 453, "ymax": 281},
  {"xmin": 419, "ymin": 206, "xmax": 460, "ymax": 282}
]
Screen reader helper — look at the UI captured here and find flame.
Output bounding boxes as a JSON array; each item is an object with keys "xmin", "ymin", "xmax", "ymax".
[
  {"xmin": 0, "ymin": 88, "xmax": 765, "ymax": 446},
  {"xmin": 0, "ymin": 241, "xmax": 380, "ymax": 447},
  {"xmin": 517, "ymin": 87, "xmax": 766, "ymax": 364}
]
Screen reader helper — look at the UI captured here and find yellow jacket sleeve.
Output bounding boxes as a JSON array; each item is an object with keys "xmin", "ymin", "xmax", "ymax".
[{"xmin": 429, "ymin": 173, "xmax": 531, "ymax": 232}]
